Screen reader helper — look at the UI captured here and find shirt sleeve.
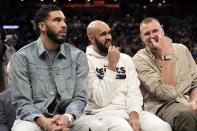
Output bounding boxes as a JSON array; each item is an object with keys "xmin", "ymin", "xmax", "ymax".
[
  {"xmin": 126, "ymin": 56, "xmax": 143, "ymax": 114},
  {"xmin": 0, "ymin": 95, "xmax": 9, "ymax": 131},
  {"xmin": 187, "ymin": 47, "xmax": 197, "ymax": 93},
  {"xmin": 133, "ymin": 54, "xmax": 177, "ymax": 101},
  {"xmin": 0, "ymin": 95, "xmax": 6, "ymax": 124},
  {"xmin": 87, "ymin": 56, "xmax": 118, "ymax": 107},
  {"xmin": 65, "ymin": 52, "xmax": 89, "ymax": 118},
  {"xmin": 10, "ymin": 54, "xmax": 44, "ymax": 122}
]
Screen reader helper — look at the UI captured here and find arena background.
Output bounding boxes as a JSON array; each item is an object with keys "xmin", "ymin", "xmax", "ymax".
[{"xmin": 0, "ymin": 0, "xmax": 197, "ymax": 91}]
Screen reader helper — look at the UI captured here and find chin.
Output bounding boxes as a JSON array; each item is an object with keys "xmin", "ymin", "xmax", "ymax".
[
  {"xmin": 151, "ymin": 47, "xmax": 158, "ymax": 50},
  {"xmin": 58, "ymin": 36, "xmax": 66, "ymax": 40}
]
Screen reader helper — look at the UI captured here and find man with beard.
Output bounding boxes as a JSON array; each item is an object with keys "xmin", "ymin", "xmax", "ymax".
[
  {"xmin": 10, "ymin": 4, "xmax": 92, "ymax": 131},
  {"xmin": 133, "ymin": 17, "xmax": 197, "ymax": 131},
  {"xmin": 85, "ymin": 20, "xmax": 172, "ymax": 131}
]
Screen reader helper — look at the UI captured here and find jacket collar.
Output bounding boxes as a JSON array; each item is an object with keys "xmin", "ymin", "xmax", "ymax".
[{"xmin": 36, "ymin": 37, "xmax": 67, "ymax": 58}]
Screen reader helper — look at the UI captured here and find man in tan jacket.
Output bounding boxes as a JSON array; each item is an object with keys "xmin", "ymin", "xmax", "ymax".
[{"xmin": 133, "ymin": 17, "xmax": 197, "ymax": 131}]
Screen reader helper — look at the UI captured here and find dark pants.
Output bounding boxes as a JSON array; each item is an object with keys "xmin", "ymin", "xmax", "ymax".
[{"xmin": 157, "ymin": 102, "xmax": 197, "ymax": 131}]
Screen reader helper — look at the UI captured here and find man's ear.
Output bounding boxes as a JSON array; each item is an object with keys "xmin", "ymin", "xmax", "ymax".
[
  {"xmin": 140, "ymin": 33, "xmax": 144, "ymax": 42},
  {"xmin": 161, "ymin": 28, "xmax": 165, "ymax": 36},
  {"xmin": 38, "ymin": 22, "xmax": 46, "ymax": 31},
  {"xmin": 88, "ymin": 35, "xmax": 95, "ymax": 43}
]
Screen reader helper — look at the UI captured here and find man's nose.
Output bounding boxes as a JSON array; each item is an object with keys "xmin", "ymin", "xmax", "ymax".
[
  {"xmin": 61, "ymin": 21, "xmax": 67, "ymax": 28},
  {"xmin": 150, "ymin": 32, "xmax": 155, "ymax": 38},
  {"xmin": 106, "ymin": 34, "xmax": 112, "ymax": 39}
]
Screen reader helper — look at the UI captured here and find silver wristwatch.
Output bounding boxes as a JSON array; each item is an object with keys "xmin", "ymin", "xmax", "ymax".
[{"xmin": 162, "ymin": 54, "xmax": 174, "ymax": 61}]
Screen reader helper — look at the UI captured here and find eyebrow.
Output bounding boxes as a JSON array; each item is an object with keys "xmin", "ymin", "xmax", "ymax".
[
  {"xmin": 51, "ymin": 16, "xmax": 66, "ymax": 21},
  {"xmin": 143, "ymin": 29, "xmax": 159, "ymax": 35},
  {"xmin": 100, "ymin": 30, "xmax": 111, "ymax": 35}
]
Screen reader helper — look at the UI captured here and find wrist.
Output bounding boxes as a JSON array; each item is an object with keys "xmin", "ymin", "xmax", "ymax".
[
  {"xmin": 35, "ymin": 116, "xmax": 48, "ymax": 129},
  {"xmin": 129, "ymin": 111, "xmax": 139, "ymax": 119},
  {"xmin": 44, "ymin": 118, "xmax": 50, "ymax": 131},
  {"xmin": 63, "ymin": 113, "xmax": 74, "ymax": 124},
  {"xmin": 107, "ymin": 64, "xmax": 116, "ymax": 71}
]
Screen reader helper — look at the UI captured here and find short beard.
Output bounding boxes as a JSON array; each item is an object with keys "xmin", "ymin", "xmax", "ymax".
[
  {"xmin": 46, "ymin": 27, "xmax": 65, "ymax": 45},
  {"xmin": 95, "ymin": 39, "xmax": 108, "ymax": 55}
]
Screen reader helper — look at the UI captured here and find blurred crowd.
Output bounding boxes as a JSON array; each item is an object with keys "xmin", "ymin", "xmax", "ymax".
[{"xmin": 1, "ymin": 10, "xmax": 197, "ymax": 90}]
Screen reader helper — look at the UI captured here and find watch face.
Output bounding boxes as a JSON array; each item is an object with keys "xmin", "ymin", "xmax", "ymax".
[
  {"xmin": 165, "ymin": 55, "xmax": 170, "ymax": 60},
  {"xmin": 162, "ymin": 55, "xmax": 174, "ymax": 60}
]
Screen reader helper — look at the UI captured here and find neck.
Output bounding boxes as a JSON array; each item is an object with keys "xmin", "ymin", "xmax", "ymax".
[{"xmin": 40, "ymin": 34, "xmax": 59, "ymax": 51}]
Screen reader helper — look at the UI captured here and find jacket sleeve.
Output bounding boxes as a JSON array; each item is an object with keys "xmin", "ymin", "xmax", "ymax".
[
  {"xmin": 10, "ymin": 54, "xmax": 44, "ymax": 122},
  {"xmin": 0, "ymin": 90, "xmax": 10, "ymax": 131},
  {"xmin": 87, "ymin": 56, "xmax": 118, "ymax": 107},
  {"xmin": 187, "ymin": 47, "xmax": 197, "ymax": 93},
  {"xmin": 126, "ymin": 56, "xmax": 143, "ymax": 114},
  {"xmin": 133, "ymin": 54, "xmax": 177, "ymax": 101},
  {"xmin": 65, "ymin": 52, "xmax": 89, "ymax": 118},
  {"xmin": 0, "ymin": 93, "xmax": 7, "ymax": 125}
]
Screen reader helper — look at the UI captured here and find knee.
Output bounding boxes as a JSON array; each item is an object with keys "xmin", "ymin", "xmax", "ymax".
[
  {"xmin": 107, "ymin": 118, "xmax": 132, "ymax": 131},
  {"xmin": 175, "ymin": 110, "xmax": 196, "ymax": 124},
  {"xmin": 86, "ymin": 120, "xmax": 107, "ymax": 131},
  {"xmin": 12, "ymin": 126, "xmax": 36, "ymax": 131},
  {"xmin": 139, "ymin": 111, "xmax": 172, "ymax": 131},
  {"xmin": 12, "ymin": 126, "xmax": 39, "ymax": 131},
  {"xmin": 174, "ymin": 110, "xmax": 197, "ymax": 125},
  {"xmin": 12, "ymin": 120, "xmax": 40, "ymax": 131},
  {"xmin": 172, "ymin": 110, "xmax": 197, "ymax": 131},
  {"xmin": 113, "ymin": 124, "xmax": 132, "ymax": 131},
  {"xmin": 145, "ymin": 121, "xmax": 172, "ymax": 131}
]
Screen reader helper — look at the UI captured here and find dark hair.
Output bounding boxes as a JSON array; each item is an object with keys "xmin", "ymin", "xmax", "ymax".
[{"xmin": 34, "ymin": 4, "xmax": 62, "ymax": 30}]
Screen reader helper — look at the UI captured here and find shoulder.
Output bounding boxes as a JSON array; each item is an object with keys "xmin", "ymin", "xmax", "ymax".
[
  {"xmin": 133, "ymin": 48, "xmax": 152, "ymax": 70},
  {"xmin": 173, "ymin": 43, "xmax": 187, "ymax": 50},
  {"xmin": 133, "ymin": 48, "xmax": 147, "ymax": 61},
  {"xmin": 64, "ymin": 43, "xmax": 87, "ymax": 63},
  {"xmin": 16, "ymin": 41, "xmax": 36, "ymax": 55},
  {"xmin": 12, "ymin": 41, "xmax": 36, "ymax": 59},
  {"xmin": 10, "ymin": 41, "xmax": 37, "ymax": 67},
  {"xmin": 172, "ymin": 43, "xmax": 190, "ymax": 56},
  {"xmin": 65, "ymin": 43, "xmax": 86, "ymax": 56},
  {"xmin": 120, "ymin": 53, "xmax": 133, "ymax": 62},
  {"xmin": 119, "ymin": 53, "xmax": 136, "ymax": 66}
]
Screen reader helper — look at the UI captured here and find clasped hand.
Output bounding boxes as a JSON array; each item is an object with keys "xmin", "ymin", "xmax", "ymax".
[{"xmin": 46, "ymin": 115, "xmax": 70, "ymax": 131}]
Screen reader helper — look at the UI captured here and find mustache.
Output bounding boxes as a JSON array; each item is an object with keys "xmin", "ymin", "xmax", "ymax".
[
  {"xmin": 105, "ymin": 40, "xmax": 112, "ymax": 44},
  {"xmin": 58, "ymin": 29, "xmax": 67, "ymax": 33}
]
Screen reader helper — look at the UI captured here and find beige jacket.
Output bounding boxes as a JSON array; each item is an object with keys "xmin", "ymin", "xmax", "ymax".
[{"xmin": 133, "ymin": 43, "xmax": 197, "ymax": 114}]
